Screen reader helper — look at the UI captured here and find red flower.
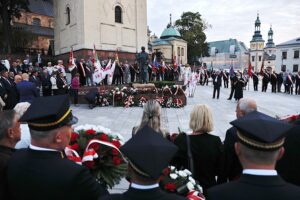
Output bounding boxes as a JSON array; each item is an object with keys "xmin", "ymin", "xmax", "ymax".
[
  {"xmin": 111, "ymin": 140, "xmax": 121, "ymax": 148},
  {"xmin": 70, "ymin": 143, "xmax": 80, "ymax": 152},
  {"xmin": 100, "ymin": 134, "xmax": 108, "ymax": 142},
  {"xmin": 84, "ymin": 161, "xmax": 95, "ymax": 169},
  {"xmin": 164, "ymin": 183, "xmax": 176, "ymax": 192},
  {"xmin": 112, "ymin": 148, "xmax": 119, "ymax": 156},
  {"xmin": 113, "ymin": 156, "xmax": 122, "ymax": 166},
  {"xmin": 89, "ymin": 141, "xmax": 101, "ymax": 152},
  {"xmin": 70, "ymin": 133, "xmax": 79, "ymax": 143},
  {"xmin": 162, "ymin": 167, "xmax": 171, "ymax": 176},
  {"xmin": 86, "ymin": 129, "xmax": 96, "ymax": 135}
]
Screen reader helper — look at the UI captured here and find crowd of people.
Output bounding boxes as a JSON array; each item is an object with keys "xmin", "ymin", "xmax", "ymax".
[{"xmin": 0, "ymin": 95, "xmax": 300, "ymax": 199}]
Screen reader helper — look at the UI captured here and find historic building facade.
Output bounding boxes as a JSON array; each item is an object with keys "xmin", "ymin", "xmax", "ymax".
[
  {"xmin": 54, "ymin": 0, "xmax": 147, "ymax": 61},
  {"xmin": 275, "ymin": 38, "xmax": 300, "ymax": 73},
  {"xmin": 202, "ymin": 39, "xmax": 249, "ymax": 70},
  {"xmin": 12, "ymin": 0, "xmax": 54, "ymax": 55},
  {"xmin": 151, "ymin": 16, "xmax": 187, "ymax": 64}
]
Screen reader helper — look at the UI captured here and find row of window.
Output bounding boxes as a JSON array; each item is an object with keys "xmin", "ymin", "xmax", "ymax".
[
  {"xmin": 65, "ymin": 5, "xmax": 122, "ymax": 26},
  {"xmin": 252, "ymin": 56, "xmax": 262, "ymax": 62},
  {"xmin": 282, "ymin": 50, "xmax": 299, "ymax": 59},
  {"xmin": 178, "ymin": 47, "xmax": 184, "ymax": 56},
  {"xmin": 281, "ymin": 65, "xmax": 299, "ymax": 72}
]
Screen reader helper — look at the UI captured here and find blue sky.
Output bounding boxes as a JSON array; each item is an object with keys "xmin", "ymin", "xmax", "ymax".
[{"xmin": 147, "ymin": 0, "xmax": 300, "ymax": 46}]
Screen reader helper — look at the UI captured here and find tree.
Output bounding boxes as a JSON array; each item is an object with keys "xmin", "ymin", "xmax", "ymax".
[
  {"xmin": 174, "ymin": 12, "xmax": 210, "ymax": 64},
  {"xmin": 0, "ymin": 0, "xmax": 29, "ymax": 54}
]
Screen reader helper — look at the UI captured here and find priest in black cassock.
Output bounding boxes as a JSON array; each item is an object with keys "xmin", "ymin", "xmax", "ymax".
[
  {"xmin": 208, "ymin": 111, "xmax": 300, "ymax": 200},
  {"xmin": 103, "ymin": 126, "xmax": 187, "ymax": 200}
]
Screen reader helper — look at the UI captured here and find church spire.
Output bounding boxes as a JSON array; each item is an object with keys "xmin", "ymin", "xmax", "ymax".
[
  {"xmin": 266, "ymin": 25, "xmax": 275, "ymax": 48},
  {"xmin": 251, "ymin": 13, "xmax": 264, "ymax": 42}
]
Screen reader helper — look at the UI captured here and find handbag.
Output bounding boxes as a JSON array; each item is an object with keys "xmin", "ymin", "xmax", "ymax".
[{"xmin": 185, "ymin": 133, "xmax": 195, "ymax": 175}]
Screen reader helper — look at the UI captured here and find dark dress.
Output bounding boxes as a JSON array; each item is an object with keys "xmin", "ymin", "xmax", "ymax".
[
  {"xmin": 172, "ymin": 133, "xmax": 225, "ymax": 194},
  {"xmin": 207, "ymin": 174, "xmax": 300, "ymax": 200},
  {"xmin": 234, "ymin": 77, "xmax": 244, "ymax": 100},
  {"xmin": 102, "ymin": 187, "xmax": 187, "ymax": 200},
  {"xmin": 277, "ymin": 123, "xmax": 300, "ymax": 186},
  {"xmin": 0, "ymin": 145, "xmax": 15, "ymax": 200},
  {"xmin": 6, "ymin": 149, "xmax": 108, "ymax": 200}
]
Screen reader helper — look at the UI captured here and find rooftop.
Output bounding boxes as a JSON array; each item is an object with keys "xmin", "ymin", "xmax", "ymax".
[
  {"xmin": 208, "ymin": 39, "xmax": 249, "ymax": 55},
  {"xmin": 160, "ymin": 27, "xmax": 181, "ymax": 39},
  {"xmin": 27, "ymin": 0, "xmax": 54, "ymax": 17},
  {"xmin": 277, "ymin": 37, "xmax": 300, "ymax": 47}
]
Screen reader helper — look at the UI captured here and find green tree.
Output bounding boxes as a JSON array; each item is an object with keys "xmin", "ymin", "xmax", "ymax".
[
  {"xmin": 174, "ymin": 12, "xmax": 210, "ymax": 64},
  {"xmin": 0, "ymin": 0, "xmax": 29, "ymax": 54}
]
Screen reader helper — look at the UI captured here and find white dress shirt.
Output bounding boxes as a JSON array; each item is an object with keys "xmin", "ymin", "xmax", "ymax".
[
  {"xmin": 243, "ymin": 169, "xmax": 278, "ymax": 176},
  {"xmin": 29, "ymin": 144, "xmax": 58, "ymax": 152}
]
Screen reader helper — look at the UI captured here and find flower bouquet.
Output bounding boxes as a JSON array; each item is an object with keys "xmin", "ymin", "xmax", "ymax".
[
  {"xmin": 160, "ymin": 166, "xmax": 205, "ymax": 200},
  {"xmin": 124, "ymin": 95, "xmax": 135, "ymax": 108},
  {"xmin": 66, "ymin": 124, "xmax": 127, "ymax": 189}
]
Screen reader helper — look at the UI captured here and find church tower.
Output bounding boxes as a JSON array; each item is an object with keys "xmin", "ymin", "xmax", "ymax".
[
  {"xmin": 264, "ymin": 26, "xmax": 276, "ymax": 71},
  {"xmin": 250, "ymin": 13, "xmax": 265, "ymax": 72},
  {"xmin": 54, "ymin": 0, "xmax": 147, "ymax": 60}
]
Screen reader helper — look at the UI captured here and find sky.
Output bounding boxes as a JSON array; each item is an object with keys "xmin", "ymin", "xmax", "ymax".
[{"xmin": 147, "ymin": 0, "xmax": 300, "ymax": 47}]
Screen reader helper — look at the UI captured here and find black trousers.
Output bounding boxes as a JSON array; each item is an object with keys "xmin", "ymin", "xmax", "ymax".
[
  {"xmin": 253, "ymin": 82, "xmax": 258, "ymax": 91},
  {"xmin": 228, "ymin": 87, "xmax": 235, "ymax": 99},
  {"xmin": 223, "ymin": 80, "xmax": 228, "ymax": 88},
  {"xmin": 73, "ymin": 89, "xmax": 78, "ymax": 104},
  {"xmin": 277, "ymin": 83, "xmax": 282, "ymax": 92},
  {"xmin": 42, "ymin": 88, "xmax": 52, "ymax": 96},
  {"xmin": 271, "ymin": 83, "xmax": 276, "ymax": 93},
  {"xmin": 213, "ymin": 86, "xmax": 220, "ymax": 99},
  {"xmin": 262, "ymin": 83, "xmax": 268, "ymax": 92},
  {"xmin": 296, "ymin": 83, "xmax": 300, "ymax": 95}
]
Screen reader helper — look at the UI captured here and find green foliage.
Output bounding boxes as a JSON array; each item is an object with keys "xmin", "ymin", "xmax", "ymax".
[
  {"xmin": 149, "ymin": 81, "xmax": 176, "ymax": 88},
  {"xmin": 174, "ymin": 12, "xmax": 210, "ymax": 64}
]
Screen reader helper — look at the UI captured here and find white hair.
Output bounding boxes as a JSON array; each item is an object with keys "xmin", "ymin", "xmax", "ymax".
[
  {"xmin": 14, "ymin": 102, "xmax": 31, "ymax": 118},
  {"xmin": 238, "ymin": 98, "xmax": 257, "ymax": 114}
]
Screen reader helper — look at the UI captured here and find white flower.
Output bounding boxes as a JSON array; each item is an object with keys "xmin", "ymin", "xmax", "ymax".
[
  {"xmin": 169, "ymin": 173, "xmax": 178, "ymax": 180},
  {"xmin": 178, "ymin": 171, "xmax": 188, "ymax": 177},
  {"xmin": 170, "ymin": 166, "xmax": 175, "ymax": 171},
  {"xmin": 186, "ymin": 182, "xmax": 195, "ymax": 191},
  {"xmin": 188, "ymin": 177, "xmax": 196, "ymax": 185},
  {"xmin": 184, "ymin": 169, "xmax": 192, "ymax": 176}
]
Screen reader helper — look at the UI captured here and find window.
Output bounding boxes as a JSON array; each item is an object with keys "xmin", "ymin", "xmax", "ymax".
[
  {"xmin": 294, "ymin": 50, "xmax": 299, "ymax": 59},
  {"xmin": 32, "ymin": 18, "xmax": 41, "ymax": 26},
  {"xmin": 259, "ymin": 56, "xmax": 262, "ymax": 62},
  {"xmin": 252, "ymin": 56, "xmax": 255, "ymax": 62},
  {"xmin": 281, "ymin": 65, "xmax": 286, "ymax": 72},
  {"xmin": 181, "ymin": 48, "xmax": 184, "ymax": 56},
  {"xmin": 293, "ymin": 65, "xmax": 299, "ymax": 72},
  {"xmin": 282, "ymin": 51, "xmax": 287, "ymax": 59},
  {"xmin": 177, "ymin": 47, "xmax": 180, "ymax": 56},
  {"xmin": 66, "ymin": 6, "xmax": 71, "ymax": 25},
  {"xmin": 115, "ymin": 6, "xmax": 122, "ymax": 23}
]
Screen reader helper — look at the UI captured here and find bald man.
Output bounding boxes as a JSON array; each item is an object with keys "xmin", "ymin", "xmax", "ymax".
[
  {"xmin": 223, "ymin": 98, "xmax": 257, "ymax": 181},
  {"xmin": 16, "ymin": 73, "xmax": 39, "ymax": 103}
]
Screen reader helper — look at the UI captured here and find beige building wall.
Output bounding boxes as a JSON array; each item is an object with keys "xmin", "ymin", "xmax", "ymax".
[
  {"xmin": 250, "ymin": 41, "xmax": 265, "ymax": 72},
  {"xmin": 54, "ymin": 0, "xmax": 147, "ymax": 55}
]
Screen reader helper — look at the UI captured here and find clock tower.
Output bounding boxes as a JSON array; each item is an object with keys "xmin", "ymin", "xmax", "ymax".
[{"xmin": 250, "ymin": 13, "xmax": 265, "ymax": 72}]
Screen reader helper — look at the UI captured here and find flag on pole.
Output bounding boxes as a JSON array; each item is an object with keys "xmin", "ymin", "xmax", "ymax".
[
  {"xmin": 260, "ymin": 59, "xmax": 264, "ymax": 76},
  {"xmin": 152, "ymin": 55, "xmax": 158, "ymax": 74},
  {"xmin": 248, "ymin": 60, "xmax": 252, "ymax": 77},
  {"xmin": 173, "ymin": 56, "xmax": 178, "ymax": 70},
  {"xmin": 68, "ymin": 47, "xmax": 76, "ymax": 71},
  {"xmin": 92, "ymin": 44, "xmax": 101, "ymax": 71},
  {"xmin": 229, "ymin": 64, "xmax": 234, "ymax": 77}
]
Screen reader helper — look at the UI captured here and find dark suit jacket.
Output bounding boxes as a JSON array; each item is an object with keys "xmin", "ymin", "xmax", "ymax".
[
  {"xmin": 277, "ymin": 124, "xmax": 300, "ymax": 186},
  {"xmin": 213, "ymin": 75, "xmax": 222, "ymax": 87},
  {"xmin": 16, "ymin": 81, "xmax": 39, "ymax": 103},
  {"xmin": 207, "ymin": 174, "xmax": 300, "ymax": 200},
  {"xmin": 6, "ymin": 149, "xmax": 108, "ymax": 200},
  {"xmin": 102, "ymin": 187, "xmax": 187, "ymax": 200},
  {"xmin": 172, "ymin": 133, "xmax": 225, "ymax": 194},
  {"xmin": 223, "ymin": 127, "xmax": 242, "ymax": 181},
  {"xmin": 0, "ymin": 145, "xmax": 15, "ymax": 200},
  {"xmin": 29, "ymin": 76, "xmax": 41, "ymax": 88},
  {"xmin": 40, "ymin": 74, "xmax": 52, "ymax": 89},
  {"xmin": 0, "ymin": 77, "xmax": 19, "ymax": 109}
]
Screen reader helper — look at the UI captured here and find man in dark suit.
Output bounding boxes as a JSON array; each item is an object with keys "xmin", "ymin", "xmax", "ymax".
[
  {"xmin": 277, "ymin": 116, "xmax": 300, "ymax": 186},
  {"xmin": 295, "ymin": 71, "xmax": 300, "ymax": 95},
  {"xmin": 0, "ymin": 80, "xmax": 7, "ymax": 110},
  {"xmin": 227, "ymin": 74, "xmax": 237, "ymax": 100},
  {"xmin": 270, "ymin": 71, "xmax": 277, "ymax": 93},
  {"xmin": 213, "ymin": 71, "xmax": 222, "ymax": 99},
  {"xmin": 29, "ymin": 71, "xmax": 41, "ymax": 93},
  {"xmin": 40, "ymin": 69, "xmax": 52, "ymax": 96},
  {"xmin": 0, "ymin": 69, "xmax": 19, "ymax": 109},
  {"xmin": 77, "ymin": 59, "xmax": 87, "ymax": 86},
  {"xmin": 262, "ymin": 70, "xmax": 270, "ymax": 92},
  {"xmin": 17, "ymin": 73, "xmax": 39, "ymax": 103},
  {"xmin": 252, "ymin": 72, "xmax": 259, "ymax": 91},
  {"xmin": 9, "ymin": 61, "xmax": 22, "ymax": 76},
  {"xmin": 223, "ymin": 98, "xmax": 257, "ymax": 181},
  {"xmin": 103, "ymin": 126, "xmax": 186, "ymax": 200},
  {"xmin": 208, "ymin": 111, "xmax": 300, "ymax": 200},
  {"xmin": 277, "ymin": 72, "xmax": 283, "ymax": 92},
  {"xmin": 6, "ymin": 95, "xmax": 108, "ymax": 200}
]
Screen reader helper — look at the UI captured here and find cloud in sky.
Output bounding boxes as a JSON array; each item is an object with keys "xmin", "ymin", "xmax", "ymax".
[{"xmin": 147, "ymin": 0, "xmax": 300, "ymax": 47}]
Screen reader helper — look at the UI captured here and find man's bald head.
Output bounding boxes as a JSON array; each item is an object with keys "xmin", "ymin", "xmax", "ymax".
[{"xmin": 236, "ymin": 98, "xmax": 257, "ymax": 119}]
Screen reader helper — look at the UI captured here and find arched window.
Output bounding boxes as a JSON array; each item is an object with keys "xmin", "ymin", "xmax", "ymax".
[
  {"xmin": 115, "ymin": 6, "xmax": 122, "ymax": 23},
  {"xmin": 66, "ymin": 6, "xmax": 71, "ymax": 25},
  {"xmin": 32, "ymin": 18, "xmax": 41, "ymax": 26}
]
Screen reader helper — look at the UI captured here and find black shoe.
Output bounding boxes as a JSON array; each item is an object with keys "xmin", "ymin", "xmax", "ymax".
[{"xmin": 227, "ymin": 98, "xmax": 231, "ymax": 100}]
